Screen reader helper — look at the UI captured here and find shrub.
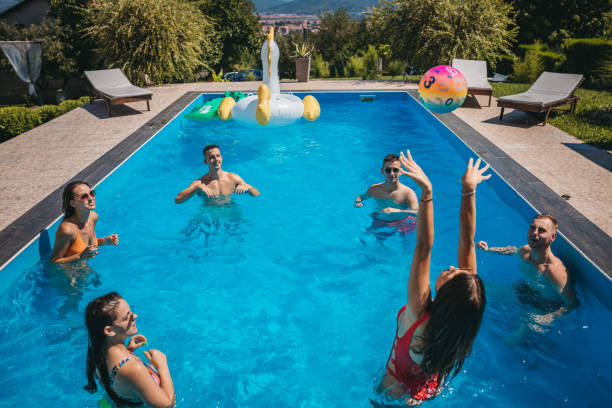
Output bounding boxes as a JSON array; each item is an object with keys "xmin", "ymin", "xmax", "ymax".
[
  {"xmin": 345, "ymin": 55, "xmax": 365, "ymax": 77},
  {"xmin": 311, "ymin": 55, "xmax": 330, "ymax": 78},
  {"xmin": 386, "ymin": 60, "xmax": 404, "ymax": 78},
  {"xmin": 0, "ymin": 97, "xmax": 88, "ymax": 142},
  {"xmin": 516, "ymin": 41, "xmax": 548, "ymax": 58},
  {"xmin": 0, "ymin": 107, "xmax": 42, "ymax": 141},
  {"xmin": 362, "ymin": 45, "xmax": 379, "ymax": 80},
  {"xmin": 36, "ymin": 105, "xmax": 60, "ymax": 122},
  {"xmin": 512, "ymin": 50, "xmax": 544, "ymax": 83},
  {"xmin": 86, "ymin": 0, "xmax": 220, "ymax": 86},
  {"xmin": 492, "ymin": 55, "xmax": 516, "ymax": 75},
  {"xmin": 538, "ymin": 51, "xmax": 566, "ymax": 72},
  {"xmin": 562, "ymin": 38, "xmax": 612, "ymax": 88}
]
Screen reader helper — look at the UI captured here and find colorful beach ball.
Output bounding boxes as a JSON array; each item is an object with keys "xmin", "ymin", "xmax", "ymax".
[{"xmin": 418, "ymin": 65, "xmax": 468, "ymax": 114}]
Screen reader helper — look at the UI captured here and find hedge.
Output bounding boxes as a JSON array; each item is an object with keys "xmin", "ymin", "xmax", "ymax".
[
  {"xmin": 562, "ymin": 38, "xmax": 612, "ymax": 88},
  {"xmin": 0, "ymin": 96, "xmax": 89, "ymax": 143}
]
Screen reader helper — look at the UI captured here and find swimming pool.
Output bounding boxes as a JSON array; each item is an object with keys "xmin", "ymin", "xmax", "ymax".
[{"xmin": 0, "ymin": 92, "xmax": 610, "ymax": 407}]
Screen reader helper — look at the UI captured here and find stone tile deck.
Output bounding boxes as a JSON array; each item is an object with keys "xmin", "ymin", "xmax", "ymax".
[{"xmin": 0, "ymin": 80, "xmax": 610, "ymax": 240}]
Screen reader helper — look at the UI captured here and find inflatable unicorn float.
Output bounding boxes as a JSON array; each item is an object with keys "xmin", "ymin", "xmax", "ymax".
[{"xmin": 217, "ymin": 28, "xmax": 320, "ymax": 127}]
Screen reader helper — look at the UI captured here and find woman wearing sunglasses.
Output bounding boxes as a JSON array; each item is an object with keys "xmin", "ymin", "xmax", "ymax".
[
  {"xmin": 84, "ymin": 292, "xmax": 176, "ymax": 407},
  {"xmin": 379, "ymin": 151, "xmax": 490, "ymax": 404},
  {"xmin": 51, "ymin": 180, "xmax": 118, "ymax": 263}
]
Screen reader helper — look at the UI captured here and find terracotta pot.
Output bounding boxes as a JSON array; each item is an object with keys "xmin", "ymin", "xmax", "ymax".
[{"xmin": 296, "ymin": 57, "xmax": 311, "ymax": 82}]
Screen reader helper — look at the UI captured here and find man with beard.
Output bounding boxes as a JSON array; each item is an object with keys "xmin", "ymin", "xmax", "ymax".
[{"xmin": 477, "ymin": 214, "xmax": 576, "ymax": 304}]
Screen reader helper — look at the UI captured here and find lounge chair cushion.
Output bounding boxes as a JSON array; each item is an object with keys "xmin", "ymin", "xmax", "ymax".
[
  {"xmin": 498, "ymin": 72, "xmax": 583, "ymax": 107},
  {"xmin": 84, "ymin": 69, "xmax": 152, "ymax": 101},
  {"xmin": 451, "ymin": 59, "xmax": 492, "ymax": 91}
]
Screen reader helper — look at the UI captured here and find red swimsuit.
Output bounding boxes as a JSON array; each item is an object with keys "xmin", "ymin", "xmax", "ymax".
[{"xmin": 386, "ymin": 305, "xmax": 439, "ymax": 401}]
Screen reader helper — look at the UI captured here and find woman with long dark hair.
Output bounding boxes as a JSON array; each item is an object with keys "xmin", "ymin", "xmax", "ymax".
[
  {"xmin": 51, "ymin": 180, "xmax": 118, "ymax": 263},
  {"xmin": 84, "ymin": 292, "xmax": 175, "ymax": 407},
  {"xmin": 379, "ymin": 151, "xmax": 490, "ymax": 404}
]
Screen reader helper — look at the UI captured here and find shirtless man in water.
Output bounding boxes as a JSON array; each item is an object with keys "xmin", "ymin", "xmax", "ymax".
[
  {"xmin": 354, "ymin": 153, "xmax": 418, "ymax": 213},
  {"xmin": 477, "ymin": 214, "xmax": 576, "ymax": 307},
  {"xmin": 174, "ymin": 144, "xmax": 260, "ymax": 204}
]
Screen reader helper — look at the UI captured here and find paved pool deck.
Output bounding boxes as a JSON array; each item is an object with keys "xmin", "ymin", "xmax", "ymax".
[{"xmin": 0, "ymin": 79, "xmax": 610, "ymax": 246}]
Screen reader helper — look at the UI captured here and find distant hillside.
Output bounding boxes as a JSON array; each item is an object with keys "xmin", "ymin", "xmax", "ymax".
[
  {"xmin": 252, "ymin": 0, "xmax": 291, "ymax": 13},
  {"xmin": 262, "ymin": 0, "xmax": 379, "ymax": 15}
]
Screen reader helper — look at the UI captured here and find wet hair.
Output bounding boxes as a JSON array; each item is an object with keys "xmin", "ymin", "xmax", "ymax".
[
  {"xmin": 533, "ymin": 214, "xmax": 558, "ymax": 232},
  {"xmin": 382, "ymin": 154, "xmax": 400, "ymax": 167},
  {"xmin": 203, "ymin": 144, "xmax": 220, "ymax": 156},
  {"xmin": 84, "ymin": 292, "xmax": 139, "ymax": 407},
  {"xmin": 415, "ymin": 273, "xmax": 486, "ymax": 383},
  {"xmin": 62, "ymin": 180, "xmax": 91, "ymax": 218}
]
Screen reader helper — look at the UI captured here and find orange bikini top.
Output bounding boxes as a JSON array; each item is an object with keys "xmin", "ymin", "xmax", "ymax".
[{"xmin": 64, "ymin": 231, "xmax": 88, "ymax": 257}]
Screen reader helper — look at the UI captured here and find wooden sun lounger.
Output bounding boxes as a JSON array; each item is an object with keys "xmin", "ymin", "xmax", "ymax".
[
  {"xmin": 497, "ymin": 72, "xmax": 584, "ymax": 125},
  {"xmin": 84, "ymin": 69, "xmax": 153, "ymax": 116},
  {"xmin": 452, "ymin": 59, "xmax": 493, "ymax": 107}
]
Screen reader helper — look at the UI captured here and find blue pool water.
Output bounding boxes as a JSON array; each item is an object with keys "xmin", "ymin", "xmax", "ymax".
[{"xmin": 0, "ymin": 92, "xmax": 611, "ymax": 407}]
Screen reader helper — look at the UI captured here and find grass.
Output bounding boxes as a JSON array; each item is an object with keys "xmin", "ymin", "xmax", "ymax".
[{"xmin": 492, "ymin": 83, "xmax": 612, "ymax": 149}]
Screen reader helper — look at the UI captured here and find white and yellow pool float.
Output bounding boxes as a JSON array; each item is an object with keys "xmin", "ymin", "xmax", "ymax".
[{"xmin": 218, "ymin": 28, "xmax": 320, "ymax": 127}]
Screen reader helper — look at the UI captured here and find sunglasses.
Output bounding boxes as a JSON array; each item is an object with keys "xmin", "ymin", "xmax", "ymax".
[
  {"xmin": 384, "ymin": 167, "xmax": 400, "ymax": 174},
  {"xmin": 78, "ymin": 190, "xmax": 96, "ymax": 200}
]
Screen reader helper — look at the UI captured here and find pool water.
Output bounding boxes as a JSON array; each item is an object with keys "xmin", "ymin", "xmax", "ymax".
[{"xmin": 0, "ymin": 93, "xmax": 610, "ymax": 407}]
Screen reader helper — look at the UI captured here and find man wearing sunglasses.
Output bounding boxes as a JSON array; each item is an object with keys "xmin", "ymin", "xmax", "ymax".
[
  {"xmin": 354, "ymin": 154, "xmax": 419, "ymax": 238},
  {"xmin": 175, "ymin": 144, "xmax": 260, "ymax": 204}
]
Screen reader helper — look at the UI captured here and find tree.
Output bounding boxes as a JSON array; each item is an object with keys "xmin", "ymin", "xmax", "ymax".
[
  {"xmin": 513, "ymin": 0, "xmax": 611, "ymax": 47},
  {"xmin": 85, "ymin": 0, "xmax": 220, "ymax": 86},
  {"xmin": 312, "ymin": 8, "xmax": 361, "ymax": 77},
  {"xmin": 194, "ymin": 0, "xmax": 262, "ymax": 71},
  {"xmin": 0, "ymin": 18, "xmax": 77, "ymax": 89},
  {"xmin": 368, "ymin": 0, "xmax": 517, "ymax": 71}
]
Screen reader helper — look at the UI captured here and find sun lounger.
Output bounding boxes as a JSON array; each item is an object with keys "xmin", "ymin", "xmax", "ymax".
[
  {"xmin": 451, "ymin": 58, "xmax": 493, "ymax": 107},
  {"xmin": 497, "ymin": 72, "xmax": 583, "ymax": 125},
  {"xmin": 84, "ymin": 69, "xmax": 153, "ymax": 116}
]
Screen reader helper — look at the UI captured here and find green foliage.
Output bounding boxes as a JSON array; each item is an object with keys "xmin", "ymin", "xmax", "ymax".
[
  {"xmin": 311, "ymin": 55, "xmax": 330, "ymax": 78},
  {"xmin": 313, "ymin": 8, "xmax": 363, "ymax": 77},
  {"xmin": 362, "ymin": 45, "xmax": 379, "ymax": 80},
  {"xmin": 0, "ymin": 107, "xmax": 42, "ymax": 141},
  {"xmin": 516, "ymin": 41, "xmax": 548, "ymax": 58},
  {"xmin": 562, "ymin": 38, "xmax": 612, "ymax": 88},
  {"xmin": 512, "ymin": 50, "xmax": 544, "ymax": 83},
  {"xmin": 85, "ymin": 0, "xmax": 220, "ymax": 86},
  {"xmin": 386, "ymin": 60, "xmax": 404, "ymax": 78},
  {"xmin": 594, "ymin": 53, "xmax": 612, "ymax": 90},
  {"xmin": 513, "ymin": 0, "xmax": 611, "ymax": 46},
  {"xmin": 377, "ymin": 44, "xmax": 392, "ymax": 60},
  {"xmin": 345, "ymin": 55, "xmax": 365, "ymax": 78},
  {"xmin": 0, "ymin": 96, "xmax": 88, "ymax": 141},
  {"xmin": 368, "ymin": 0, "xmax": 517, "ymax": 71},
  {"xmin": 275, "ymin": 31, "xmax": 300, "ymax": 79},
  {"xmin": 210, "ymin": 69, "xmax": 228, "ymax": 82},
  {"xmin": 517, "ymin": 42, "xmax": 565, "ymax": 71},
  {"xmin": 194, "ymin": 0, "xmax": 262, "ymax": 72},
  {"xmin": 0, "ymin": 18, "xmax": 78, "ymax": 88},
  {"xmin": 493, "ymin": 55, "xmax": 516, "ymax": 75}
]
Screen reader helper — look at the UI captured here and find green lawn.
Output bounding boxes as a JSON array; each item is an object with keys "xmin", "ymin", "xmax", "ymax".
[{"xmin": 492, "ymin": 83, "xmax": 612, "ymax": 149}]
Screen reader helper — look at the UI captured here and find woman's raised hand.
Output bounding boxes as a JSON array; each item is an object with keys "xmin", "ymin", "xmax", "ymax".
[
  {"xmin": 461, "ymin": 158, "xmax": 491, "ymax": 192},
  {"xmin": 127, "ymin": 334, "xmax": 148, "ymax": 352},
  {"xmin": 399, "ymin": 150, "xmax": 431, "ymax": 191},
  {"xmin": 143, "ymin": 349, "xmax": 168, "ymax": 369}
]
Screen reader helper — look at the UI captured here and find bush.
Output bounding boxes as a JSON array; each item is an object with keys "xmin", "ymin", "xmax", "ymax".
[
  {"xmin": 0, "ymin": 97, "xmax": 88, "ymax": 142},
  {"xmin": 345, "ymin": 55, "xmax": 365, "ymax": 77},
  {"xmin": 362, "ymin": 45, "xmax": 379, "ymax": 80},
  {"xmin": 86, "ymin": 0, "xmax": 220, "ymax": 86},
  {"xmin": 492, "ymin": 55, "xmax": 516, "ymax": 75},
  {"xmin": 386, "ymin": 60, "xmax": 404, "ymax": 78},
  {"xmin": 311, "ymin": 55, "xmax": 330, "ymax": 78},
  {"xmin": 538, "ymin": 50, "xmax": 566, "ymax": 71},
  {"xmin": 512, "ymin": 50, "xmax": 544, "ymax": 83},
  {"xmin": 562, "ymin": 38, "xmax": 612, "ymax": 88},
  {"xmin": 516, "ymin": 41, "xmax": 548, "ymax": 58},
  {"xmin": 0, "ymin": 107, "xmax": 42, "ymax": 141}
]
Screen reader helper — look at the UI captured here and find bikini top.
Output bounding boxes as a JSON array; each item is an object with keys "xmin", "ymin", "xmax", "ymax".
[
  {"xmin": 64, "ymin": 229, "xmax": 88, "ymax": 257},
  {"xmin": 386, "ymin": 305, "xmax": 433, "ymax": 390},
  {"xmin": 109, "ymin": 357, "xmax": 161, "ymax": 403}
]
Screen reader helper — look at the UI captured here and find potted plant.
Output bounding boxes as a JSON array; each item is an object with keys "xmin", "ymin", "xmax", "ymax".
[{"xmin": 292, "ymin": 42, "xmax": 315, "ymax": 82}]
